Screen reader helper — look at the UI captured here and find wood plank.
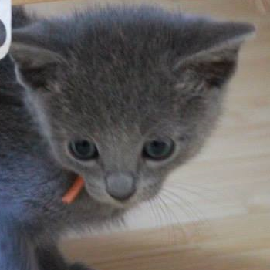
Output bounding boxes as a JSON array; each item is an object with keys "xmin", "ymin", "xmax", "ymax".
[
  {"xmin": 13, "ymin": 0, "xmax": 66, "ymax": 5},
  {"xmin": 61, "ymin": 213, "xmax": 270, "ymax": 270}
]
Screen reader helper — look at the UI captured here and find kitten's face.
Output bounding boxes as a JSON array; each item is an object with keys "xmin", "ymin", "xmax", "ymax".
[
  {"xmin": 32, "ymin": 60, "xmax": 219, "ymax": 209},
  {"xmin": 11, "ymin": 6, "xmax": 254, "ymax": 209}
]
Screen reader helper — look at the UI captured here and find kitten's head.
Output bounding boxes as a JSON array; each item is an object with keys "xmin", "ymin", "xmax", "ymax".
[{"xmin": 10, "ymin": 6, "xmax": 254, "ymax": 209}]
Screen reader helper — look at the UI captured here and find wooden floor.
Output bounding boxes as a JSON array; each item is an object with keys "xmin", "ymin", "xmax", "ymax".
[{"xmin": 21, "ymin": 0, "xmax": 270, "ymax": 269}]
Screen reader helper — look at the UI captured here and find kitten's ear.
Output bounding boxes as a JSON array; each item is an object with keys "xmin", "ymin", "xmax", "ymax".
[
  {"xmin": 175, "ymin": 21, "xmax": 255, "ymax": 88},
  {"xmin": 9, "ymin": 29, "xmax": 66, "ymax": 90}
]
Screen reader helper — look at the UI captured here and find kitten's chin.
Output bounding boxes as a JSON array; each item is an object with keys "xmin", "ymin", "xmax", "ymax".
[{"xmin": 97, "ymin": 195, "xmax": 140, "ymax": 210}]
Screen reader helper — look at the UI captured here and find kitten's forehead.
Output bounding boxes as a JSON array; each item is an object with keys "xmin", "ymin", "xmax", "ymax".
[
  {"xmin": 58, "ymin": 68, "xmax": 179, "ymax": 130},
  {"xmin": 52, "ymin": 71, "xmax": 180, "ymax": 141},
  {"xmin": 59, "ymin": 89, "xmax": 178, "ymax": 134},
  {"xmin": 55, "ymin": 42, "xmax": 180, "ymax": 133}
]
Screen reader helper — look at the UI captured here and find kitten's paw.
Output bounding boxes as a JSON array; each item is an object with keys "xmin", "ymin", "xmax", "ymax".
[{"xmin": 69, "ymin": 262, "xmax": 96, "ymax": 270}]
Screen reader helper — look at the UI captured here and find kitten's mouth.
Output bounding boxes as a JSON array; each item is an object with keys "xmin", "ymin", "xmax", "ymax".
[
  {"xmin": 61, "ymin": 175, "xmax": 139, "ymax": 209},
  {"xmin": 62, "ymin": 175, "xmax": 85, "ymax": 204}
]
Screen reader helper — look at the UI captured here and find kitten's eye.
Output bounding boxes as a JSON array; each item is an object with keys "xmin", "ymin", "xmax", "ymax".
[
  {"xmin": 69, "ymin": 140, "xmax": 99, "ymax": 161},
  {"xmin": 143, "ymin": 138, "xmax": 175, "ymax": 161}
]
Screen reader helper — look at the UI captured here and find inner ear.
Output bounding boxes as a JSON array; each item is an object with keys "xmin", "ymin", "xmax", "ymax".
[
  {"xmin": 176, "ymin": 44, "xmax": 241, "ymax": 88},
  {"xmin": 10, "ymin": 42, "xmax": 66, "ymax": 90},
  {"xmin": 173, "ymin": 21, "xmax": 255, "ymax": 89}
]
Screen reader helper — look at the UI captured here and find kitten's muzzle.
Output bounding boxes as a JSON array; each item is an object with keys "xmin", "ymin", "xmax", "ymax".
[{"xmin": 105, "ymin": 173, "xmax": 137, "ymax": 202}]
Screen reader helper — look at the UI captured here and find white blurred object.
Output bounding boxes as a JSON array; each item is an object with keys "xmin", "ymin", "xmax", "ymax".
[{"xmin": 0, "ymin": 0, "xmax": 11, "ymax": 59}]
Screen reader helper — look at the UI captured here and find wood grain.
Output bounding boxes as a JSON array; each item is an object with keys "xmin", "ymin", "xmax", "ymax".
[
  {"xmin": 62, "ymin": 213, "xmax": 270, "ymax": 270},
  {"xmin": 21, "ymin": 0, "xmax": 270, "ymax": 269},
  {"xmin": 13, "ymin": 0, "xmax": 64, "ymax": 5}
]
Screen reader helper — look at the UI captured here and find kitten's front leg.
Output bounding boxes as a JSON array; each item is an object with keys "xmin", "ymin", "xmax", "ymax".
[
  {"xmin": 0, "ymin": 221, "xmax": 39, "ymax": 270},
  {"xmin": 37, "ymin": 243, "xmax": 95, "ymax": 270},
  {"xmin": 37, "ymin": 243, "xmax": 67, "ymax": 270}
]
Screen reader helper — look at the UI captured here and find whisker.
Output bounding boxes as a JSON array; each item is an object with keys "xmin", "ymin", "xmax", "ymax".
[
  {"xmin": 161, "ymin": 191, "xmax": 199, "ymax": 226},
  {"xmin": 169, "ymin": 181, "xmax": 217, "ymax": 191},
  {"xmin": 161, "ymin": 191, "xmax": 204, "ymax": 241},
  {"xmin": 155, "ymin": 195, "xmax": 175, "ymax": 244},
  {"xmin": 158, "ymin": 195, "xmax": 188, "ymax": 245},
  {"xmin": 163, "ymin": 189, "xmax": 202, "ymax": 222},
  {"xmin": 149, "ymin": 199, "xmax": 163, "ymax": 230},
  {"xmin": 166, "ymin": 184, "xmax": 217, "ymax": 203},
  {"xmin": 161, "ymin": 189, "xmax": 209, "ymax": 237},
  {"xmin": 169, "ymin": 181, "xmax": 227, "ymax": 197}
]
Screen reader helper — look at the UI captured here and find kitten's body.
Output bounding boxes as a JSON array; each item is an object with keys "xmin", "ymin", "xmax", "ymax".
[
  {"xmin": 0, "ymin": 58, "xmax": 123, "ymax": 243},
  {"xmin": 0, "ymin": 9, "xmax": 125, "ymax": 269},
  {"xmin": 0, "ymin": 6, "xmax": 253, "ymax": 270}
]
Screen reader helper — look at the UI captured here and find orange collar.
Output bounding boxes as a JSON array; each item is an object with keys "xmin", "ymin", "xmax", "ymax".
[{"xmin": 62, "ymin": 176, "xmax": 84, "ymax": 204}]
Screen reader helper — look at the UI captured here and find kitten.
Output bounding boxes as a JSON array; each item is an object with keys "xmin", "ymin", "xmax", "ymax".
[{"xmin": 0, "ymin": 5, "xmax": 254, "ymax": 270}]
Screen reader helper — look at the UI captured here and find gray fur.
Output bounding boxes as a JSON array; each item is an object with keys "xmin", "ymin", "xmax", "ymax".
[{"xmin": 0, "ymin": 5, "xmax": 254, "ymax": 270}]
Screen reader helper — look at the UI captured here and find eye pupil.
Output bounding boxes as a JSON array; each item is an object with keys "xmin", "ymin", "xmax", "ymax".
[
  {"xmin": 69, "ymin": 140, "xmax": 98, "ymax": 160},
  {"xmin": 143, "ymin": 138, "xmax": 174, "ymax": 161}
]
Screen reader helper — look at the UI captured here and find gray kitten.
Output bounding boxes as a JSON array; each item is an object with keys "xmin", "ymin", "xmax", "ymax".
[{"xmin": 0, "ymin": 5, "xmax": 254, "ymax": 270}]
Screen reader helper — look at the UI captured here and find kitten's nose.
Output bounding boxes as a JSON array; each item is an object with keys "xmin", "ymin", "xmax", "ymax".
[{"xmin": 105, "ymin": 173, "xmax": 136, "ymax": 201}]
